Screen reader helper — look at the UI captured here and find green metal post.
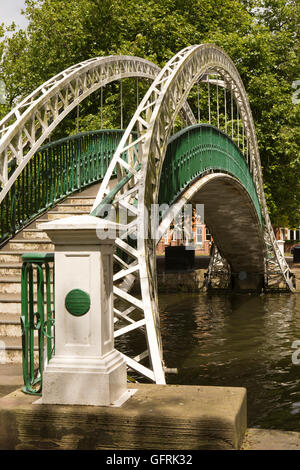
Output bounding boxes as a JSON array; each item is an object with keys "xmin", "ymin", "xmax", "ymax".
[{"xmin": 21, "ymin": 253, "xmax": 54, "ymax": 395}]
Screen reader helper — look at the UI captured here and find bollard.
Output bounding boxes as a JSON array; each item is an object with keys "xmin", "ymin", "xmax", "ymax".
[
  {"xmin": 37, "ymin": 215, "xmax": 131, "ymax": 406},
  {"xmin": 277, "ymin": 240, "xmax": 285, "ymax": 257}
]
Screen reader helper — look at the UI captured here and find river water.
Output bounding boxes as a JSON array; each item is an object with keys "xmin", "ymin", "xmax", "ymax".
[{"xmin": 157, "ymin": 292, "xmax": 300, "ymax": 431}]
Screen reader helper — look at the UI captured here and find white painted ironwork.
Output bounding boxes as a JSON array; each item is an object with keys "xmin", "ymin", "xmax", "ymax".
[
  {"xmin": 0, "ymin": 54, "xmax": 195, "ymax": 203},
  {"xmin": 206, "ymin": 244, "xmax": 232, "ymax": 290}
]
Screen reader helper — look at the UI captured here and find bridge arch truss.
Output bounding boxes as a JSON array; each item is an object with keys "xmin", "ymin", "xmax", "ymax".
[{"xmin": 0, "ymin": 54, "xmax": 195, "ymax": 201}]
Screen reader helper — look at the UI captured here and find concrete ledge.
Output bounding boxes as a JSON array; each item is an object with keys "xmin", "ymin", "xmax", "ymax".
[
  {"xmin": 157, "ymin": 269, "xmax": 206, "ymax": 293},
  {"xmin": 0, "ymin": 383, "xmax": 246, "ymax": 450}
]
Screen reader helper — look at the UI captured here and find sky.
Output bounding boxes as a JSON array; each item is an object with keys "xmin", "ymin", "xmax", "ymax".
[
  {"xmin": 0, "ymin": 1, "xmax": 28, "ymax": 102},
  {"xmin": 1, "ymin": 0, "xmax": 28, "ymax": 29}
]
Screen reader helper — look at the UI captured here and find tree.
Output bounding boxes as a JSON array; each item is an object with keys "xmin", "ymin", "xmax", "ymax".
[{"xmin": 247, "ymin": 0, "xmax": 300, "ymax": 227}]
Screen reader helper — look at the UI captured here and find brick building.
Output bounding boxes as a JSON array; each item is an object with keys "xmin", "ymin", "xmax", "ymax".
[
  {"xmin": 156, "ymin": 220, "xmax": 212, "ymax": 256},
  {"xmin": 275, "ymin": 226, "xmax": 300, "ymax": 254}
]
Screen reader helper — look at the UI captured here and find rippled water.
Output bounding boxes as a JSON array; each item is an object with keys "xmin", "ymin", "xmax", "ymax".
[{"xmin": 157, "ymin": 292, "xmax": 300, "ymax": 431}]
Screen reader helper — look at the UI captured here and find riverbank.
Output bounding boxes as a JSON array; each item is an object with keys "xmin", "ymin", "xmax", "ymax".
[
  {"xmin": 157, "ymin": 255, "xmax": 208, "ymax": 293},
  {"xmin": 156, "ymin": 256, "xmax": 300, "ymax": 293}
]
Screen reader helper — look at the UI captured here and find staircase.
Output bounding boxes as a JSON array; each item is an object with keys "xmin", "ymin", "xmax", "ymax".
[{"xmin": 0, "ymin": 182, "xmax": 100, "ymax": 363}]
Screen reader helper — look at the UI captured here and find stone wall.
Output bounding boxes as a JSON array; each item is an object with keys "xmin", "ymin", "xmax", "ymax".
[
  {"xmin": 157, "ymin": 269, "xmax": 206, "ymax": 293},
  {"xmin": 289, "ymin": 262, "xmax": 300, "ymax": 293}
]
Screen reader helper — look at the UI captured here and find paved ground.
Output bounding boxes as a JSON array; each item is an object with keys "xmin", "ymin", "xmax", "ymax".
[
  {"xmin": 0, "ymin": 363, "xmax": 23, "ymax": 398},
  {"xmin": 242, "ymin": 428, "xmax": 300, "ymax": 450}
]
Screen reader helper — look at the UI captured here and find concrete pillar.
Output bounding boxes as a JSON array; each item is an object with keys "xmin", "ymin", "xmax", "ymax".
[{"xmin": 38, "ymin": 215, "xmax": 131, "ymax": 407}]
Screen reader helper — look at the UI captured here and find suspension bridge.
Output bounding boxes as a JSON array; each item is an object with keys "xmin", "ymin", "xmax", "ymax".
[{"xmin": 0, "ymin": 44, "xmax": 295, "ymax": 388}]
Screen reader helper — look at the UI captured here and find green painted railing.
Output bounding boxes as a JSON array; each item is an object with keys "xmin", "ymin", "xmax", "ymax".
[
  {"xmin": 21, "ymin": 253, "xmax": 54, "ymax": 395},
  {"xmin": 0, "ymin": 130, "xmax": 124, "ymax": 246},
  {"xmin": 159, "ymin": 124, "xmax": 263, "ymax": 225},
  {"xmin": 1, "ymin": 125, "xmax": 262, "ymax": 247}
]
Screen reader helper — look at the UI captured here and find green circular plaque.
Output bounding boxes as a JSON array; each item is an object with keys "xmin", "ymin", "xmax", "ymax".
[{"xmin": 65, "ymin": 289, "xmax": 91, "ymax": 316}]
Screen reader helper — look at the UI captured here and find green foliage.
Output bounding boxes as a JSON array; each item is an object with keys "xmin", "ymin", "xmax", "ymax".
[{"xmin": 0, "ymin": 0, "xmax": 299, "ymax": 227}]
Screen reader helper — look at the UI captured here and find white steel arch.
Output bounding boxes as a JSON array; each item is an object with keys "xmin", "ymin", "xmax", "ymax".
[
  {"xmin": 0, "ymin": 54, "xmax": 196, "ymax": 202},
  {"xmin": 93, "ymin": 44, "xmax": 295, "ymax": 384}
]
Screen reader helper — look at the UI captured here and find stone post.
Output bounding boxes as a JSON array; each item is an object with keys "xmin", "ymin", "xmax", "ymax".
[
  {"xmin": 277, "ymin": 240, "xmax": 285, "ymax": 257},
  {"xmin": 38, "ymin": 215, "xmax": 131, "ymax": 406}
]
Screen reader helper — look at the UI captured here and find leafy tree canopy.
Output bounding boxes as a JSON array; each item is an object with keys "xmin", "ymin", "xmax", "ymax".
[{"xmin": 0, "ymin": 0, "xmax": 299, "ymax": 227}]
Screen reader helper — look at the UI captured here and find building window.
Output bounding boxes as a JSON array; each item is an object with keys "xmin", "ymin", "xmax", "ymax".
[
  {"xmin": 205, "ymin": 227, "xmax": 211, "ymax": 241},
  {"xmin": 196, "ymin": 226, "xmax": 203, "ymax": 246},
  {"xmin": 296, "ymin": 230, "xmax": 300, "ymax": 240},
  {"xmin": 290, "ymin": 230, "xmax": 295, "ymax": 241}
]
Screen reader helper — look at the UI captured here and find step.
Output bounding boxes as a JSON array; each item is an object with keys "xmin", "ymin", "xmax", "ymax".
[
  {"xmin": 0, "ymin": 314, "xmax": 21, "ymax": 337},
  {"xmin": 68, "ymin": 182, "xmax": 101, "ymax": 197},
  {"xmin": 0, "ymin": 336, "xmax": 22, "ymax": 363},
  {"xmin": 0, "ymin": 293, "xmax": 54, "ymax": 314},
  {"xmin": 0, "ymin": 299, "xmax": 21, "ymax": 315},
  {"xmin": 0, "ymin": 335, "xmax": 39, "ymax": 363},
  {"xmin": 0, "ymin": 278, "xmax": 54, "ymax": 295},
  {"xmin": 0, "ymin": 313, "xmax": 52, "ymax": 338},
  {"xmin": 29, "ymin": 209, "xmax": 94, "ymax": 228},
  {"xmin": 0, "ymin": 264, "xmax": 54, "ymax": 279},
  {"xmin": 0, "ymin": 279, "xmax": 22, "ymax": 295},
  {"xmin": 0, "ymin": 252, "xmax": 27, "ymax": 264},
  {"xmin": 8, "ymin": 240, "xmax": 54, "ymax": 252},
  {"xmin": 27, "ymin": 212, "xmax": 84, "ymax": 228},
  {"xmin": 66, "ymin": 197, "xmax": 95, "ymax": 205},
  {"xmin": 21, "ymin": 230, "xmax": 51, "ymax": 241},
  {"xmin": 0, "ymin": 313, "xmax": 47, "ymax": 339},
  {"xmin": 0, "ymin": 251, "xmax": 54, "ymax": 264},
  {"xmin": 46, "ymin": 211, "xmax": 90, "ymax": 220},
  {"xmin": 54, "ymin": 203, "xmax": 93, "ymax": 213},
  {"xmin": 0, "ymin": 264, "xmax": 22, "ymax": 278}
]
